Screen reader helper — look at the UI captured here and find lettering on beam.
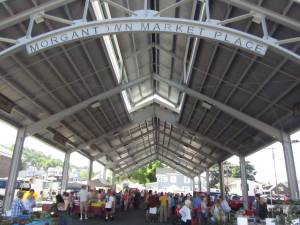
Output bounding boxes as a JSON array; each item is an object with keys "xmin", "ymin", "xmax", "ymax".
[{"xmin": 26, "ymin": 21, "xmax": 268, "ymax": 55}]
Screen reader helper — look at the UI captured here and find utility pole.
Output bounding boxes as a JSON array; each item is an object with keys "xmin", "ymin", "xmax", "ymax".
[{"xmin": 271, "ymin": 148, "xmax": 279, "ymax": 197}]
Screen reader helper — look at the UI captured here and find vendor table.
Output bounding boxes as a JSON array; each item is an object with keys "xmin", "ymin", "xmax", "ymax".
[
  {"xmin": 28, "ymin": 219, "xmax": 51, "ymax": 225},
  {"xmin": 41, "ymin": 203, "xmax": 103, "ymax": 216}
]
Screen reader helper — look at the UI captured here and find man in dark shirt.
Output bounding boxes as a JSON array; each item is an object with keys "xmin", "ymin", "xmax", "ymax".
[{"xmin": 253, "ymin": 194, "xmax": 261, "ymax": 223}]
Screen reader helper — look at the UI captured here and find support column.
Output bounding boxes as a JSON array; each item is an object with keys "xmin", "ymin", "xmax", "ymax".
[
  {"xmin": 112, "ymin": 172, "xmax": 116, "ymax": 191},
  {"xmin": 103, "ymin": 167, "xmax": 107, "ymax": 180},
  {"xmin": 88, "ymin": 159, "xmax": 93, "ymax": 181},
  {"xmin": 3, "ymin": 127, "xmax": 27, "ymax": 212},
  {"xmin": 219, "ymin": 162, "xmax": 225, "ymax": 198},
  {"xmin": 240, "ymin": 156, "xmax": 249, "ymax": 210},
  {"xmin": 61, "ymin": 150, "xmax": 71, "ymax": 192},
  {"xmin": 206, "ymin": 168, "xmax": 210, "ymax": 194},
  {"xmin": 198, "ymin": 174, "xmax": 202, "ymax": 192},
  {"xmin": 282, "ymin": 133, "xmax": 299, "ymax": 199}
]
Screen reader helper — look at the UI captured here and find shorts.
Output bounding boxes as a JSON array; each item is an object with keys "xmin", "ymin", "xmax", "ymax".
[
  {"xmin": 149, "ymin": 207, "xmax": 157, "ymax": 214},
  {"xmin": 80, "ymin": 201, "xmax": 88, "ymax": 211},
  {"xmin": 105, "ymin": 208, "xmax": 112, "ymax": 212}
]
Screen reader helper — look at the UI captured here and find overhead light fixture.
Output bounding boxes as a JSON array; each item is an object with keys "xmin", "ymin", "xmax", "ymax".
[
  {"xmin": 34, "ymin": 16, "xmax": 45, "ymax": 24},
  {"xmin": 90, "ymin": 101, "xmax": 101, "ymax": 108},
  {"xmin": 201, "ymin": 101, "xmax": 212, "ymax": 110},
  {"xmin": 53, "ymin": 132, "xmax": 67, "ymax": 146},
  {"xmin": 0, "ymin": 93, "xmax": 14, "ymax": 113}
]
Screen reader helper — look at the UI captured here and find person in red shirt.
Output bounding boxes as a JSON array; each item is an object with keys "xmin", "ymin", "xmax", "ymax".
[
  {"xmin": 148, "ymin": 190, "xmax": 158, "ymax": 222},
  {"xmin": 123, "ymin": 190, "xmax": 129, "ymax": 212}
]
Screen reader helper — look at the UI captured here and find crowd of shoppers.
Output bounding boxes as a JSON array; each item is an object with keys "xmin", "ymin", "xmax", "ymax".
[{"xmin": 10, "ymin": 187, "xmax": 272, "ymax": 225}]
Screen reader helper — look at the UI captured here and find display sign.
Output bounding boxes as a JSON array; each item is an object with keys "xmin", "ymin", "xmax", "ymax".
[{"xmin": 26, "ymin": 20, "xmax": 268, "ymax": 55}]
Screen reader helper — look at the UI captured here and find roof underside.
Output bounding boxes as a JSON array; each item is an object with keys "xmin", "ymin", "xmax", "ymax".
[{"xmin": 0, "ymin": 0, "xmax": 300, "ymax": 179}]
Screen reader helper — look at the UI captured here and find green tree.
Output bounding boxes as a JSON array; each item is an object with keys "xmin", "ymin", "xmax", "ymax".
[
  {"xmin": 209, "ymin": 161, "xmax": 256, "ymax": 188},
  {"xmin": 231, "ymin": 161, "xmax": 256, "ymax": 180},
  {"xmin": 125, "ymin": 160, "xmax": 165, "ymax": 184},
  {"xmin": 80, "ymin": 169, "xmax": 88, "ymax": 181},
  {"xmin": 209, "ymin": 161, "xmax": 234, "ymax": 188}
]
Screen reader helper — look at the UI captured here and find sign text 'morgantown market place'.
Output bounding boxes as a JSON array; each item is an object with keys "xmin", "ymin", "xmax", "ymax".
[{"xmin": 26, "ymin": 21, "xmax": 268, "ymax": 55}]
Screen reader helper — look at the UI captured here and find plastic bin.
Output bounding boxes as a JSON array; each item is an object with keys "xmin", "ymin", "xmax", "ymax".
[{"xmin": 245, "ymin": 210, "xmax": 253, "ymax": 216}]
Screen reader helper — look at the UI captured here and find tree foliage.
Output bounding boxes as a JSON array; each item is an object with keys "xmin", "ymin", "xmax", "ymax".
[
  {"xmin": 231, "ymin": 161, "xmax": 256, "ymax": 181},
  {"xmin": 3, "ymin": 145, "xmax": 64, "ymax": 171},
  {"xmin": 125, "ymin": 160, "xmax": 165, "ymax": 184},
  {"xmin": 209, "ymin": 161, "xmax": 257, "ymax": 188},
  {"xmin": 80, "ymin": 169, "xmax": 88, "ymax": 181},
  {"xmin": 20, "ymin": 147, "xmax": 64, "ymax": 171}
]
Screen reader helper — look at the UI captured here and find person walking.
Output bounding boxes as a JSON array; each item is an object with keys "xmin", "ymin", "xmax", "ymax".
[
  {"xmin": 104, "ymin": 190, "xmax": 115, "ymax": 222},
  {"xmin": 159, "ymin": 192, "xmax": 168, "ymax": 223},
  {"xmin": 148, "ymin": 190, "xmax": 158, "ymax": 222},
  {"xmin": 123, "ymin": 190, "xmax": 129, "ymax": 212},
  {"xmin": 23, "ymin": 189, "xmax": 36, "ymax": 213},
  {"xmin": 77, "ymin": 185, "xmax": 89, "ymax": 220}
]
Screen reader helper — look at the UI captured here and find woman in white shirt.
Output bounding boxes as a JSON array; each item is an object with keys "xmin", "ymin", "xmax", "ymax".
[
  {"xmin": 179, "ymin": 199, "xmax": 192, "ymax": 225},
  {"xmin": 23, "ymin": 189, "xmax": 36, "ymax": 213}
]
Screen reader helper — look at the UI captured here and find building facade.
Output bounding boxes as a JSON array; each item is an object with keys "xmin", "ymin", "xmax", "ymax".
[
  {"xmin": 228, "ymin": 180, "xmax": 263, "ymax": 196},
  {"xmin": 156, "ymin": 168, "xmax": 193, "ymax": 194},
  {"xmin": 0, "ymin": 146, "xmax": 12, "ymax": 178}
]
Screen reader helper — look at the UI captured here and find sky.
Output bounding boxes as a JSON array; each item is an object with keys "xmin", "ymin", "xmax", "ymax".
[
  {"xmin": 0, "ymin": 119, "xmax": 299, "ymax": 184},
  {"xmin": 0, "ymin": 120, "xmax": 103, "ymax": 174}
]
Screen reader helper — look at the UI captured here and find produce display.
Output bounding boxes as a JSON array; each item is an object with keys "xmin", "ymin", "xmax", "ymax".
[{"xmin": 0, "ymin": 212, "xmax": 51, "ymax": 225}]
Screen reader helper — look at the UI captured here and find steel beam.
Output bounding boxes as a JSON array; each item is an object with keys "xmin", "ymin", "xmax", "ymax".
[
  {"xmin": 158, "ymin": 144, "xmax": 205, "ymax": 170},
  {"xmin": 61, "ymin": 150, "xmax": 71, "ymax": 191},
  {"xmin": 152, "ymin": 106, "xmax": 238, "ymax": 156},
  {"xmin": 119, "ymin": 156, "xmax": 157, "ymax": 176},
  {"xmin": 72, "ymin": 107, "xmax": 155, "ymax": 152},
  {"xmin": 157, "ymin": 149, "xmax": 198, "ymax": 177},
  {"xmin": 107, "ymin": 143, "xmax": 156, "ymax": 169},
  {"xmin": 206, "ymin": 168, "xmax": 210, "ymax": 194},
  {"xmin": 88, "ymin": 159, "xmax": 93, "ymax": 182},
  {"xmin": 154, "ymin": 74, "xmax": 283, "ymax": 141},
  {"xmin": 157, "ymin": 154, "xmax": 196, "ymax": 179},
  {"xmin": 219, "ymin": 162, "xmax": 225, "ymax": 198},
  {"xmin": 3, "ymin": 128, "xmax": 27, "ymax": 211},
  {"xmin": 0, "ymin": 0, "xmax": 77, "ymax": 30},
  {"xmin": 92, "ymin": 129, "xmax": 154, "ymax": 160},
  {"xmin": 219, "ymin": 0, "xmax": 300, "ymax": 32},
  {"xmin": 158, "ymin": 131, "xmax": 217, "ymax": 161},
  {"xmin": 282, "ymin": 134, "xmax": 299, "ymax": 199},
  {"xmin": 115, "ymin": 153, "xmax": 156, "ymax": 174},
  {"xmin": 198, "ymin": 174, "xmax": 202, "ymax": 192},
  {"xmin": 240, "ymin": 156, "xmax": 249, "ymax": 210},
  {"xmin": 27, "ymin": 75, "xmax": 151, "ymax": 135}
]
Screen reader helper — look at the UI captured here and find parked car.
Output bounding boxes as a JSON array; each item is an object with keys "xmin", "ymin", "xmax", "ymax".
[{"xmin": 229, "ymin": 195, "xmax": 255, "ymax": 211}]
